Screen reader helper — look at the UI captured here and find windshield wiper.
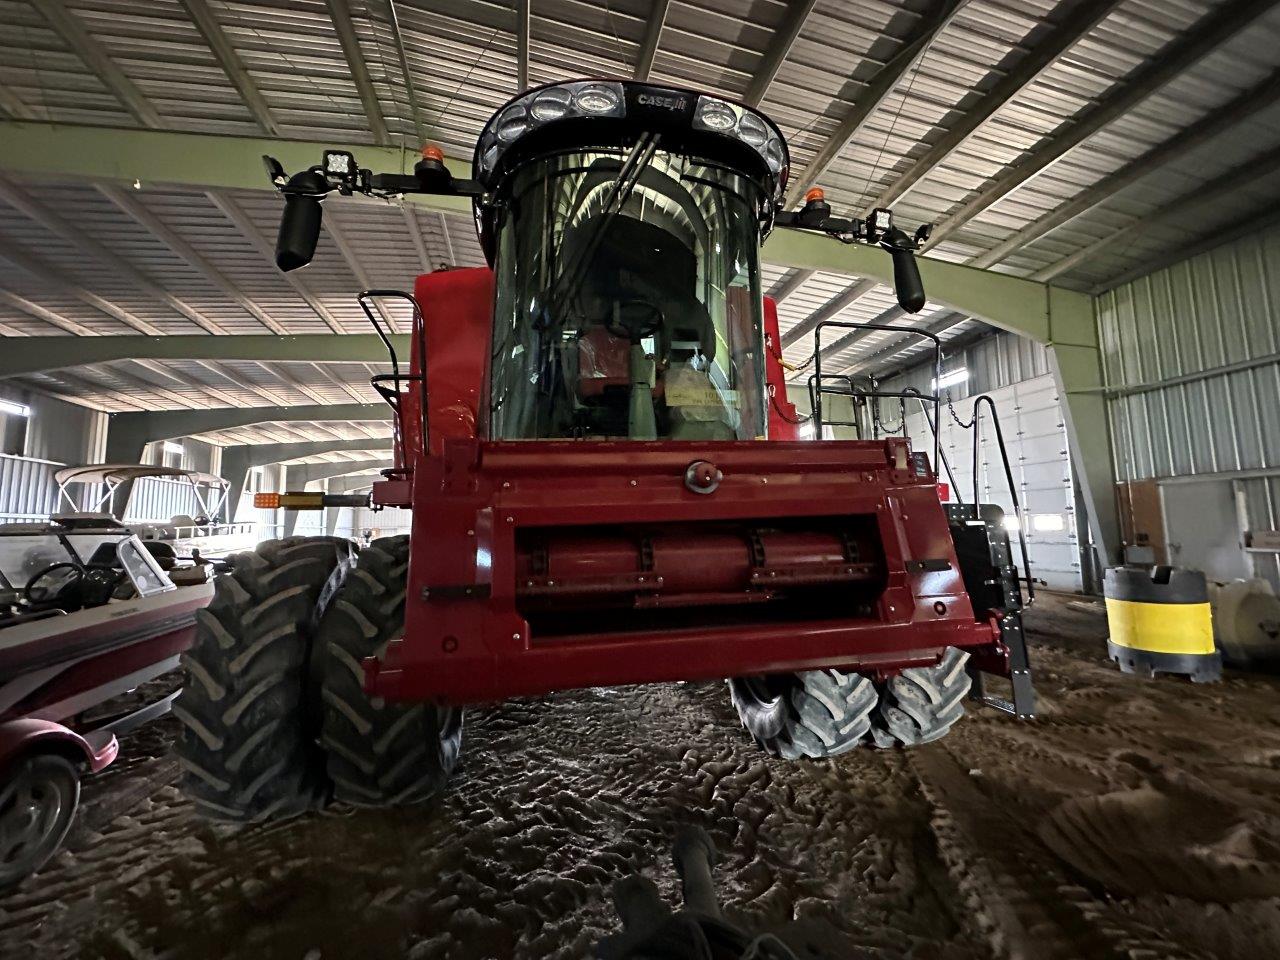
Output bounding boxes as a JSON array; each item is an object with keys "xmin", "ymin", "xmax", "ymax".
[{"xmin": 539, "ymin": 132, "xmax": 660, "ymax": 331}]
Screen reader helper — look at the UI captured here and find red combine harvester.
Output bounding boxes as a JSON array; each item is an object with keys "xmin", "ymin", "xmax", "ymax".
[{"xmin": 175, "ymin": 80, "xmax": 1033, "ymax": 819}]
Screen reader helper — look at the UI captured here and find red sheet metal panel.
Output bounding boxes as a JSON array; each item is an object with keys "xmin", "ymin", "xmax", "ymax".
[
  {"xmin": 764, "ymin": 296, "xmax": 800, "ymax": 441},
  {"xmin": 366, "ymin": 437, "xmax": 997, "ymax": 704}
]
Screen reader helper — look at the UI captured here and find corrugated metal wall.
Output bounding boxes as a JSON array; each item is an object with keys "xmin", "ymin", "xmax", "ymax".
[
  {"xmin": 0, "ymin": 455, "xmax": 67, "ymax": 521},
  {"xmin": 236, "ymin": 463, "xmax": 285, "ymax": 540},
  {"xmin": 127, "ymin": 437, "xmax": 226, "ymax": 523},
  {"xmin": 24, "ymin": 391, "xmax": 109, "ymax": 465},
  {"xmin": 1096, "ymin": 221, "xmax": 1280, "ymax": 587},
  {"xmin": 126, "ymin": 477, "xmax": 208, "ymax": 524},
  {"xmin": 879, "ymin": 332, "xmax": 1052, "ymax": 400},
  {"xmin": 0, "ymin": 386, "xmax": 110, "ymax": 521}
]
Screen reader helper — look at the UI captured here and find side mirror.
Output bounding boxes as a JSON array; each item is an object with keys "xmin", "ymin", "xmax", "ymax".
[
  {"xmin": 880, "ymin": 227, "xmax": 926, "ymax": 313},
  {"xmin": 275, "ymin": 170, "xmax": 329, "ymax": 272}
]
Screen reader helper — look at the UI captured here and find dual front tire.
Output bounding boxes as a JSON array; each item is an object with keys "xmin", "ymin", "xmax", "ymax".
[
  {"xmin": 729, "ymin": 647, "xmax": 972, "ymax": 758},
  {"xmin": 176, "ymin": 535, "xmax": 970, "ymax": 819},
  {"xmin": 174, "ymin": 535, "xmax": 460, "ymax": 821},
  {"xmin": 318, "ymin": 536, "xmax": 461, "ymax": 807}
]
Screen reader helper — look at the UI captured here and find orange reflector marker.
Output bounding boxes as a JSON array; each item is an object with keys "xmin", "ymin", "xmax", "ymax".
[
  {"xmin": 804, "ymin": 187, "xmax": 825, "ymax": 205},
  {"xmin": 253, "ymin": 491, "xmax": 326, "ymax": 510},
  {"xmin": 422, "ymin": 144, "xmax": 445, "ymax": 163}
]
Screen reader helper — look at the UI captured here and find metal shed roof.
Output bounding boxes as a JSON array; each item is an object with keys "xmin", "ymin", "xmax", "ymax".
[{"xmin": 1, "ymin": 0, "xmax": 1278, "ymax": 441}]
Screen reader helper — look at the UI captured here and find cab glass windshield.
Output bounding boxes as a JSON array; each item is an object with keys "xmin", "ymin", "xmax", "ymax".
[{"xmin": 488, "ymin": 148, "xmax": 766, "ymax": 441}]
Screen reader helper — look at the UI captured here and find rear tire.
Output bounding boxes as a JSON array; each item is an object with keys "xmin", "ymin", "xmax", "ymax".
[
  {"xmin": 871, "ymin": 647, "xmax": 971, "ymax": 748},
  {"xmin": 173, "ymin": 536, "xmax": 353, "ymax": 821},
  {"xmin": 729, "ymin": 670, "xmax": 877, "ymax": 759},
  {"xmin": 319, "ymin": 535, "xmax": 462, "ymax": 806}
]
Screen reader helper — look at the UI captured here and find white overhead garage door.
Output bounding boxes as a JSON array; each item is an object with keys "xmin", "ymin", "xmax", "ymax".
[{"xmin": 904, "ymin": 373, "xmax": 1084, "ymax": 593}]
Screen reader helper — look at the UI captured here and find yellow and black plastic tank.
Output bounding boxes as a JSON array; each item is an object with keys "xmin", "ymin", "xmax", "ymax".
[{"xmin": 1104, "ymin": 566, "xmax": 1221, "ymax": 683}]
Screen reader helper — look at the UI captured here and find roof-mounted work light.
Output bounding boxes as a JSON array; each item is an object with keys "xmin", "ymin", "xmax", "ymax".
[
  {"xmin": 475, "ymin": 80, "xmax": 628, "ymax": 180},
  {"xmin": 322, "ymin": 150, "xmax": 360, "ymax": 191}
]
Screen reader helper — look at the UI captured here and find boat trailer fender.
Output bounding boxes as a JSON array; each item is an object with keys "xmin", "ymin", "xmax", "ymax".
[{"xmin": 0, "ymin": 718, "xmax": 118, "ymax": 774}]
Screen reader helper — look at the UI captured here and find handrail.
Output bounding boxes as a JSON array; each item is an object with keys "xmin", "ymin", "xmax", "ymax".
[
  {"xmin": 810, "ymin": 320, "xmax": 942, "ymax": 471},
  {"xmin": 168, "ymin": 522, "xmax": 256, "ymax": 539},
  {"xmin": 968, "ymin": 395, "xmax": 1035, "ymax": 604},
  {"xmin": 358, "ymin": 289, "xmax": 429, "ymax": 458},
  {"xmin": 803, "ymin": 318, "xmax": 1033, "ymax": 603}
]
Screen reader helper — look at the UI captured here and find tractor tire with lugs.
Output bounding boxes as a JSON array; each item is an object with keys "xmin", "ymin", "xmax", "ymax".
[
  {"xmin": 730, "ymin": 669, "xmax": 878, "ymax": 759},
  {"xmin": 319, "ymin": 535, "xmax": 462, "ymax": 806},
  {"xmin": 871, "ymin": 646, "xmax": 971, "ymax": 748},
  {"xmin": 173, "ymin": 536, "xmax": 353, "ymax": 821}
]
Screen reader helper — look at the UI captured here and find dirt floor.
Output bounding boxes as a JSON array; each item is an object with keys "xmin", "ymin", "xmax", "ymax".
[{"xmin": 4, "ymin": 593, "xmax": 1280, "ymax": 959}]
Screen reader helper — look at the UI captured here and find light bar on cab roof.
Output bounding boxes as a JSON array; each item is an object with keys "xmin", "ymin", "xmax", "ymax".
[
  {"xmin": 475, "ymin": 80, "xmax": 789, "ymax": 194},
  {"xmin": 477, "ymin": 81, "xmax": 626, "ymax": 177},
  {"xmin": 691, "ymin": 95, "xmax": 786, "ymax": 175}
]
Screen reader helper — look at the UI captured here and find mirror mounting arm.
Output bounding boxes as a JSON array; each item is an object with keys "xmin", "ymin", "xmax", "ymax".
[
  {"xmin": 774, "ymin": 198, "xmax": 932, "ymax": 315},
  {"xmin": 263, "ymin": 150, "xmax": 488, "ymax": 272}
]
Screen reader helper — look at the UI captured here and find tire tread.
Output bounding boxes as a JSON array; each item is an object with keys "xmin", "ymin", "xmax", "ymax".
[
  {"xmin": 173, "ymin": 536, "xmax": 350, "ymax": 821},
  {"xmin": 318, "ymin": 535, "xmax": 461, "ymax": 806},
  {"xmin": 873, "ymin": 647, "xmax": 972, "ymax": 748},
  {"xmin": 731, "ymin": 669, "xmax": 877, "ymax": 760}
]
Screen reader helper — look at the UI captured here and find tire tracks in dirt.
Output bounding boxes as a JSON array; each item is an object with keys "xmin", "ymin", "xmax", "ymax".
[
  {"xmin": 908, "ymin": 745, "xmax": 1208, "ymax": 960},
  {"xmin": 1, "ymin": 683, "xmax": 988, "ymax": 960}
]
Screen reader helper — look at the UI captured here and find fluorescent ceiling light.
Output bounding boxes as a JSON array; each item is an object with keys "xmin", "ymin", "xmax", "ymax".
[
  {"xmin": 931, "ymin": 368, "xmax": 969, "ymax": 390},
  {"xmin": 1033, "ymin": 513, "xmax": 1065, "ymax": 532},
  {"xmin": 0, "ymin": 399, "xmax": 30, "ymax": 418},
  {"xmin": 163, "ymin": 440, "xmax": 185, "ymax": 455}
]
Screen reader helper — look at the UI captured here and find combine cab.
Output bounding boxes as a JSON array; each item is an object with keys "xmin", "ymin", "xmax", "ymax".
[{"xmin": 174, "ymin": 80, "xmax": 1033, "ymax": 818}]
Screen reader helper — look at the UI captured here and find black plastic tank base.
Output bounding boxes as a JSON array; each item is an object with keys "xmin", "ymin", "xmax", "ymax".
[{"xmin": 1106, "ymin": 640, "xmax": 1223, "ymax": 684}]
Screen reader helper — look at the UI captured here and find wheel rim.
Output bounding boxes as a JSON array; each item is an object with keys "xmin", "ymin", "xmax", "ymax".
[
  {"xmin": 0, "ymin": 766, "xmax": 73, "ymax": 876},
  {"xmin": 742, "ymin": 676, "xmax": 785, "ymax": 709},
  {"xmin": 439, "ymin": 706, "xmax": 463, "ymax": 741},
  {"xmin": 437, "ymin": 706, "xmax": 464, "ymax": 772}
]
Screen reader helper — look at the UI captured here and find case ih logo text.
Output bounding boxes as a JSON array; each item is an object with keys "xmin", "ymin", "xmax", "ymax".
[{"xmin": 637, "ymin": 93, "xmax": 688, "ymax": 111}]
